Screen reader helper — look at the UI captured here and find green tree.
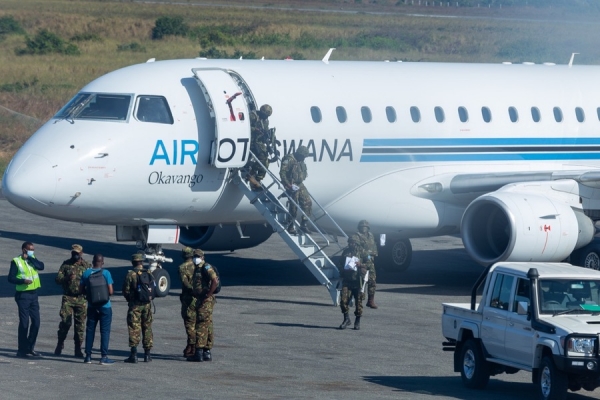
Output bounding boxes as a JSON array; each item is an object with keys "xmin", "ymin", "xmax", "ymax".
[{"xmin": 152, "ymin": 16, "xmax": 189, "ymax": 40}]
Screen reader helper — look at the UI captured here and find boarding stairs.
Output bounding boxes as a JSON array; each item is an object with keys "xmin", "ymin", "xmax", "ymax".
[{"xmin": 230, "ymin": 152, "xmax": 348, "ymax": 305}]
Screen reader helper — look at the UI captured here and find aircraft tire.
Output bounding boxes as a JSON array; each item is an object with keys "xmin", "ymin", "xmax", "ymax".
[
  {"xmin": 152, "ymin": 268, "xmax": 171, "ymax": 298},
  {"xmin": 379, "ymin": 238, "xmax": 412, "ymax": 272},
  {"xmin": 570, "ymin": 238, "xmax": 600, "ymax": 270}
]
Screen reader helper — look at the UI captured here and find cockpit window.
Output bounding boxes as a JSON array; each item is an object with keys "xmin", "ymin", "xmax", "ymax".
[
  {"xmin": 136, "ymin": 95, "xmax": 174, "ymax": 124},
  {"xmin": 55, "ymin": 93, "xmax": 132, "ymax": 122}
]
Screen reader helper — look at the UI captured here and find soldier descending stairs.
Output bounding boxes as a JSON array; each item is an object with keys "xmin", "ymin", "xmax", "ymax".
[{"xmin": 233, "ymin": 151, "xmax": 347, "ymax": 305}]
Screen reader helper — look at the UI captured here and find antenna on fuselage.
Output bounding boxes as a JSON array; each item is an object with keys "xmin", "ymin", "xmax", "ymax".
[
  {"xmin": 322, "ymin": 48, "xmax": 335, "ymax": 64},
  {"xmin": 568, "ymin": 53, "xmax": 579, "ymax": 68}
]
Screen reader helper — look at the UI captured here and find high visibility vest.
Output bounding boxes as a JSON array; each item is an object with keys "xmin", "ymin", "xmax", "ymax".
[{"xmin": 13, "ymin": 256, "xmax": 41, "ymax": 291}]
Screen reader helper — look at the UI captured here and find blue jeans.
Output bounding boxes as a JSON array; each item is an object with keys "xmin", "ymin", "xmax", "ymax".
[{"xmin": 85, "ymin": 305, "xmax": 112, "ymax": 357}]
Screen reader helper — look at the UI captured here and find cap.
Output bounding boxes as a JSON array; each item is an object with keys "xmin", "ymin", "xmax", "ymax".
[
  {"xmin": 182, "ymin": 247, "xmax": 194, "ymax": 257},
  {"xmin": 71, "ymin": 244, "xmax": 83, "ymax": 253},
  {"xmin": 131, "ymin": 253, "xmax": 145, "ymax": 262},
  {"xmin": 193, "ymin": 249, "xmax": 204, "ymax": 257}
]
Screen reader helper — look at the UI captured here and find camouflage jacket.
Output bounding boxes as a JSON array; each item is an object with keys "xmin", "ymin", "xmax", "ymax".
[
  {"xmin": 250, "ymin": 111, "xmax": 270, "ymax": 152},
  {"xmin": 56, "ymin": 259, "xmax": 90, "ymax": 296},
  {"xmin": 279, "ymin": 153, "xmax": 307, "ymax": 188},
  {"xmin": 192, "ymin": 261, "xmax": 218, "ymax": 297},
  {"xmin": 122, "ymin": 266, "xmax": 146, "ymax": 303},
  {"xmin": 178, "ymin": 260, "xmax": 195, "ymax": 295},
  {"xmin": 349, "ymin": 231, "xmax": 378, "ymax": 264}
]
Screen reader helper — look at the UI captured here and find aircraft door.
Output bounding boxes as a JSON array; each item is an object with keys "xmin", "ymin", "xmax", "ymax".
[{"xmin": 192, "ymin": 68, "xmax": 251, "ymax": 168}]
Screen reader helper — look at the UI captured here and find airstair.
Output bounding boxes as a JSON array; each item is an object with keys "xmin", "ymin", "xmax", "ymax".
[{"xmin": 231, "ymin": 152, "xmax": 348, "ymax": 305}]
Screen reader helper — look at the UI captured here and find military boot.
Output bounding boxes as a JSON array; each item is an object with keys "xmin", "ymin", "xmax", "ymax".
[
  {"xmin": 183, "ymin": 344, "xmax": 195, "ymax": 358},
  {"xmin": 124, "ymin": 347, "xmax": 138, "ymax": 364},
  {"xmin": 367, "ymin": 294, "xmax": 378, "ymax": 309},
  {"xmin": 354, "ymin": 316, "xmax": 361, "ymax": 330},
  {"xmin": 186, "ymin": 348, "xmax": 203, "ymax": 362},
  {"xmin": 287, "ymin": 222, "xmax": 297, "ymax": 235},
  {"xmin": 300, "ymin": 219, "xmax": 313, "ymax": 234},
  {"xmin": 54, "ymin": 339, "xmax": 64, "ymax": 356},
  {"xmin": 74, "ymin": 338, "xmax": 84, "ymax": 358},
  {"xmin": 144, "ymin": 349, "xmax": 152, "ymax": 362},
  {"xmin": 202, "ymin": 349, "xmax": 212, "ymax": 362},
  {"xmin": 339, "ymin": 313, "xmax": 351, "ymax": 330}
]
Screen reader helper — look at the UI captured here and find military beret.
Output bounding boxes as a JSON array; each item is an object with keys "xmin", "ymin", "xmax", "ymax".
[
  {"xmin": 71, "ymin": 244, "xmax": 83, "ymax": 253},
  {"xmin": 182, "ymin": 247, "xmax": 194, "ymax": 257},
  {"xmin": 193, "ymin": 249, "xmax": 204, "ymax": 257},
  {"xmin": 131, "ymin": 253, "xmax": 145, "ymax": 262}
]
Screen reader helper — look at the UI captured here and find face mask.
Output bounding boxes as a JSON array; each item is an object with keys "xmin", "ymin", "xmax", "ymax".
[
  {"xmin": 26, "ymin": 250, "xmax": 34, "ymax": 257},
  {"xmin": 72, "ymin": 252, "xmax": 81, "ymax": 261},
  {"xmin": 193, "ymin": 257, "xmax": 202, "ymax": 265}
]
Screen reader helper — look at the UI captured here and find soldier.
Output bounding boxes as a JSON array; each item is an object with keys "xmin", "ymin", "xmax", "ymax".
[
  {"xmin": 338, "ymin": 240, "xmax": 367, "ymax": 330},
  {"xmin": 247, "ymin": 104, "xmax": 274, "ymax": 189},
  {"xmin": 350, "ymin": 220, "xmax": 379, "ymax": 309},
  {"xmin": 122, "ymin": 253, "xmax": 156, "ymax": 363},
  {"xmin": 187, "ymin": 249, "xmax": 219, "ymax": 362},
  {"xmin": 279, "ymin": 145, "xmax": 312, "ymax": 234},
  {"xmin": 178, "ymin": 247, "xmax": 196, "ymax": 358},
  {"xmin": 54, "ymin": 244, "xmax": 90, "ymax": 357}
]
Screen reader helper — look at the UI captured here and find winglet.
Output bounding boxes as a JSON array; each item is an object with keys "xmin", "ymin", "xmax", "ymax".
[
  {"xmin": 322, "ymin": 48, "xmax": 335, "ymax": 64},
  {"xmin": 568, "ymin": 53, "xmax": 579, "ymax": 68}
]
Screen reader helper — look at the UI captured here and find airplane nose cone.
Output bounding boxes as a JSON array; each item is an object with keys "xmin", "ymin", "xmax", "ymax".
[{"xmin": 2, "ymin": 153, "xmax": 56, "ymax": 210}]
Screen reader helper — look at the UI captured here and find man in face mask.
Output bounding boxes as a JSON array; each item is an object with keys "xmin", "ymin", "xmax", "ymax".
[{"xmin": 54, "ymin": 244, "xmax": 91, "ymax": 357}]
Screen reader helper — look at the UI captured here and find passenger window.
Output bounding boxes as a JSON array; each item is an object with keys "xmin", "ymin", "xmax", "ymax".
[
  {"xmin": 310, "ymin": 106, "xmax": 322, "ymax": 123},
  {"xmin": 481, "ymin": 106, "xmax": 492, "ymax": 123},
  {"xmin": 513, "ymin": 278, "xmax": 530, "ymax": 312},
  {"xmin": 508, "ymin": 107, "xmax": 518, "ymax": 123},
  {"xmin": 576, "ymin": 107, "xmax": 585, "ymax": 123},
  {"xmin": 336, "ymin": 106, "xmax": 347, "ymax": 123},
  {"xmin": 434, "ymin": 106, "xmax": 445, "ymax": 123},
  {"xmin": 553, "ymin": 107, "xmax": 563, "ymax": 122},
  {"xmin": 55, "ymin": 93, "xmax": 132, "ymax": 122},
  {"xmin": 361, "ymin": 106, "xmax": 372, "ymax": 123},
  {"xmin": 531, "ymin": 107, "xmax": 541, "ymax": 122},
  {"xmin": 458, "ymin": 106, "xmax": 468, "ymax": 123},
  {"xmin": 136, "ymin": 96, "xmax": 174, "ymax": 124},
  {"xmin": 410, "ymin": 106, "xmax": 421, "ymax": 123},
  {"xmin": 489, "ymin": 273, "xmax": 514, "ymax": 310},
  {"xmin": 385, "ymin": 106, "xmax": 397, "ymax": 123}
]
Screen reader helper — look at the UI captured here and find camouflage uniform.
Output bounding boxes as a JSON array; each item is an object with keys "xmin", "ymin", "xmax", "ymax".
[
  {"xmin": 280, "ymin": 146, "xmax": 312, "ymax": 231},
  {"xmin": 248, "ymin": 104, "xmax": 273, "ymax": 183},
  {"xmin": 55, "ymin": 244, "xmax": 90, "ymax": 354},
  {"xmin": 349, "ymin": 220, "xmax": 379, "ymax": 308},
  {"xmin": 122, "ymin": 265, "xmax": 153, "ymax": 351},
  {"xmin": 339, "ymin": 245, "xmax": 366, "ymax": 318},
  {"xmin": 178, "ymin": 248, "xmax": 196, "ymax": 347},
  {"xmin": 192, "ymin": 261, "xmax": 218, "ymax": 351}
]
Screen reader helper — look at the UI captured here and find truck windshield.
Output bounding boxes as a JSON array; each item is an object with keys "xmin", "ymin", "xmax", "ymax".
[
  {"xmin": 54, "ymin": 93, "xmax": 132, "ymax": 122},
  {"xmin": 539, "ymin": 279, "xmax": 600, "ymax": 314}
]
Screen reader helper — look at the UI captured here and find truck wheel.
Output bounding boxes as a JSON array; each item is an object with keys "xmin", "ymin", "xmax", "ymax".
[
  {"xmin": 460, "ymin": 339, "xmax": 490, "ymax": 389},
  {"xmin": 538, "ymin": 356, "xmax": 568, "ymax": 400},
  {"xmin": 152, "ymin": 268, "xmax": 170, "ymax": 298}
]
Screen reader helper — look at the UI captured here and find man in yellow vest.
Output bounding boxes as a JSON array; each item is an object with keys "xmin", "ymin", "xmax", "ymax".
[{"xmin": 8, "ymin": 241, "xmax": 45, "ymax": 358}]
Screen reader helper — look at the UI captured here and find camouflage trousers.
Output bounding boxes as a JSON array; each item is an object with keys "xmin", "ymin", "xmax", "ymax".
[
  {"xmin": 127, "ymin": 302, "xmax": 153, "ymax": 350},
  {"xmin": 287, "ymin": 183, "xmax": 312, "ymax": 221},
  {"xmin": 248, "ymin": 145, "xmax": 269, "ymax": 181},
  {"xmin": 340, "ymin": 285, "xmax": 363, "ymax": 317},
  {"xmin": 194, "ymin": 296, "xmax": 215, "ymax": 350},
  {"xmin": 180, "ymin": 293, "xmax": 196, "ymax": 345},
  {"xmin": 365, "ymin": 261, "xmax": 376, "ymax": 298},
  {"xmin": 57, "ymin": 295, "xmax": 87, "ymax": 342}
]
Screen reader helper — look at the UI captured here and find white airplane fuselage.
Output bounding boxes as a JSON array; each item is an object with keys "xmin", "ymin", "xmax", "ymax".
[{"xmin": 5, "ymin": 58, "xmax": 600, "ymax": 265}]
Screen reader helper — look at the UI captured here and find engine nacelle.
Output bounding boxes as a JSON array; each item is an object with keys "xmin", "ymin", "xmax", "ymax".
[
  {"xmin": 179, "ymin": 223, "xmax": 273, "ymax": 251},
  {"xmin": 461, "ymin": 191, "xmax": 594, "ymax": 265}
]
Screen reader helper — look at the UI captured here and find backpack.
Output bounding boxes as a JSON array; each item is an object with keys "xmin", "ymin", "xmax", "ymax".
[
  {"xmin": 135, "ymin": 271, "xmax": 155, "ymax": 303},
  {"xmin": 198, "ymin": 263, "xmax": 221, "ymax": 295},
  {"xmin": 87, "ymin": 270, "xmax": 109, "ymax": 306}
]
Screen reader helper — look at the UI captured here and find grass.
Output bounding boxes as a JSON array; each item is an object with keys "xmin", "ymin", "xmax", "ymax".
[{"xmin": 1, "ymin": 0, "xmax": 599, "ymax": 172}]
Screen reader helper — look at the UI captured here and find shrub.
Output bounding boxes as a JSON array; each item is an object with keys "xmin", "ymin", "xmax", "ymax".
[
  {"xmin": 152, "ymin": 16, "xmax": 189, "ymax": 40},
  {"xmin": 0, "ymin": 78, "xmax": 39, "ymax": 93},
  {"xmin": 70, "ymin": 33, "xmax": 103, "ymax": 42},
  {"xmin": 0, "ymin": 16, "xmax": 24, "ymax": 35},
  {"xmin": 117, "ymin": 42, "xmax": 146, "ymax": 52},
  {"xmin": 15, "ymin": 29, "xmax": 80, "ymax": 55}
]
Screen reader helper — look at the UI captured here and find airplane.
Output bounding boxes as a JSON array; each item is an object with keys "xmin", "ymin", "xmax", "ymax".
[{"xmin": 4, "ymin": 53, "xmax": 600, "ymax": 298}]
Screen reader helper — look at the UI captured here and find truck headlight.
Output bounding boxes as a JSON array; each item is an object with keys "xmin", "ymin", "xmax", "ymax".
[{"xmin": 567, "ymin": 337, "xmax": 596, "ymax": 357}]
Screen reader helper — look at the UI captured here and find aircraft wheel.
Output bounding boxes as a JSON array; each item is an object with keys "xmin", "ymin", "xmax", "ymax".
[
  {"xmin": 152, "ymin": 268, "xmax": 171, "ymax": 298},
  {"xmin": 379, "ymin": 238, "xmax": 412, "ymax": 272},
  {"xmin": 570, "ymin": 240, "xmax": 600, "ymax": 270}
]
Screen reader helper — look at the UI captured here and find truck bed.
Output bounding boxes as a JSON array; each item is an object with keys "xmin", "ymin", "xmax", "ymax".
[{"xmin": 442, "ymin": 303, "xmax": 483, "ymax": 341}]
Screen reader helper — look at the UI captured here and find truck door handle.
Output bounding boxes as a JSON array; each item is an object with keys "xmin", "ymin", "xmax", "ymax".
[{"xmin": 509, "ymin": 322, "xmax": 514, "ymax": 326}]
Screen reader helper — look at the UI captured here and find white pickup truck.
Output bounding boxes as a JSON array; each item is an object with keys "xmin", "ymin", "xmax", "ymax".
[{"xmin": 442, "ymin": 262, "xmax": 600, "ymax": 400}]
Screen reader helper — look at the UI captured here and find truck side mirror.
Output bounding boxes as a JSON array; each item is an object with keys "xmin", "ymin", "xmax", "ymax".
[{"xmin": 517, "ymin": 301, "xmax": 529, "ymax": 316}]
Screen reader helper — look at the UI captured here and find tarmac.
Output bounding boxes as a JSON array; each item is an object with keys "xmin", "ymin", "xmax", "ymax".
[{"xmin": 0, "ymin": 197, "xmax": 598, "ymax": 400}]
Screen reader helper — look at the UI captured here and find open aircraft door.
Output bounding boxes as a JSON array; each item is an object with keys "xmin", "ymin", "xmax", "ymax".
[{"xmin": 192, "ymin": 68, "xmax": 251, "ymax": 168}]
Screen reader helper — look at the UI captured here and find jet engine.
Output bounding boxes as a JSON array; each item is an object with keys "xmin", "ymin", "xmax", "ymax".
[
  {"xmin": 461, "ymin": 190, "xmax": 594, "ymax": 265},
  {"xmin": 179, "ymin": 223, "xmax": 273, "ymax": 251}
]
